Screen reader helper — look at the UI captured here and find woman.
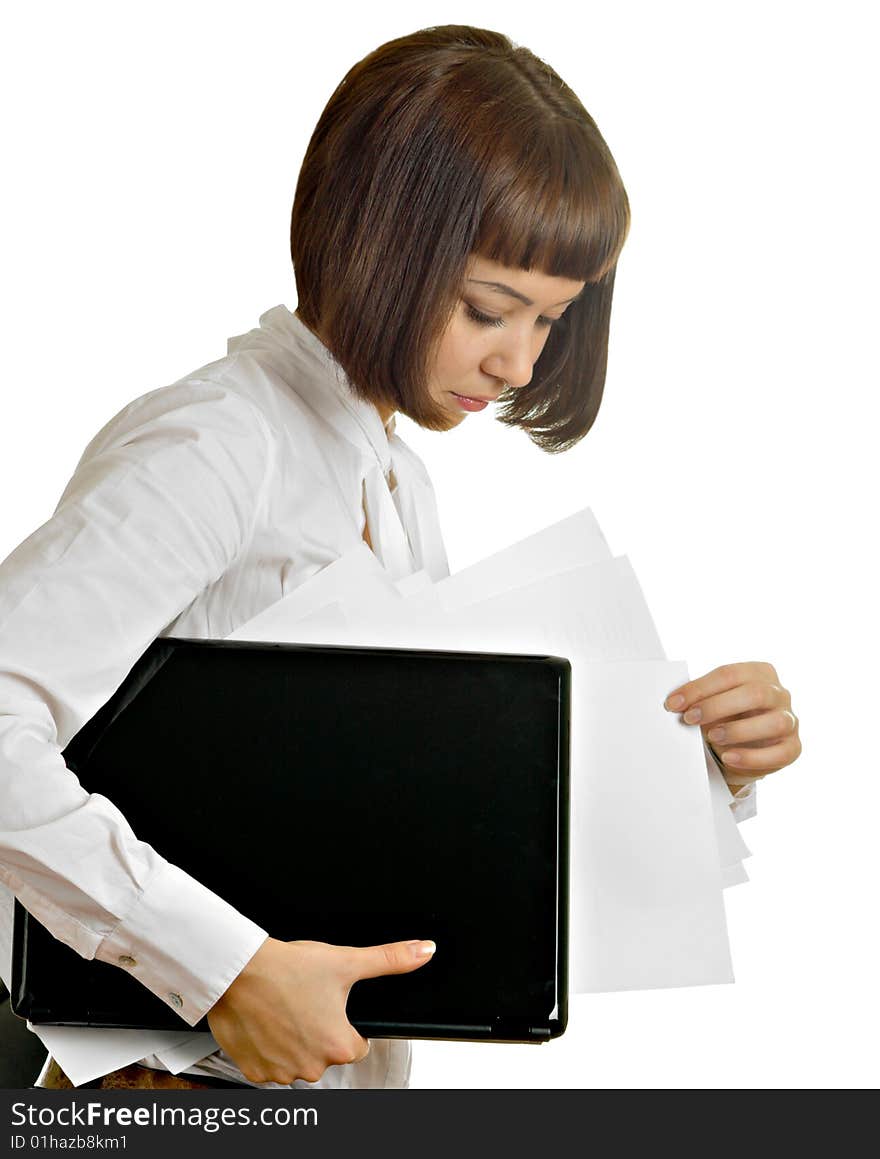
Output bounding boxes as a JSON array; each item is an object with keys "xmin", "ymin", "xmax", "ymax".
[{"xmin": 1, "ymin": 24, "xmax": 800, "ymax": 1091}]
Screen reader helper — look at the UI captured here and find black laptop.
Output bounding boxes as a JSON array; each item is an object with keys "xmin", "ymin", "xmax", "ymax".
[{"xmin": 11, "ymin": 636, "xmax": 570, "ymax": 1042}]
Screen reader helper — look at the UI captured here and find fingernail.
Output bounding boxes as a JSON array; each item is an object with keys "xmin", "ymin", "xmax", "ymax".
[
  {"xmin": 683, "ymin": 707, "xmax": 702, "ymax": 724},
  {"xmin": 665, "ymin": 694, "xmax": 685, "ymax": 710},
  {"xmin": 722, "ymin": 751, "xmax": 742, "ymax": 765},
  {"xmin": 707, "ymin": 726, "xmax": 726, "ymax": 742},
  {"xmin": 407, "ymin": 940, "xmax": 436, "ymax": 958}
]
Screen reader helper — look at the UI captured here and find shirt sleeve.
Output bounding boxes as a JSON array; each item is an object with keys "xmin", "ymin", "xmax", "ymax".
[
  {"xmin": 0, "ymin": 380, "xmax": 275, "ymax": 1026},
  {"xmin": 704, "ymin": 741, "xmax": 758, "ymax": 823}
]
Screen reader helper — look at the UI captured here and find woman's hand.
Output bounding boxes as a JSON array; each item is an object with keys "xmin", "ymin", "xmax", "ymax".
[
  {"xmin": 206, "ymin": 935, "xmax": 436, "ymax": 1086},
  {"xmin": 664, "ymin": 661, "xmax": 801, "ymax": 784}
]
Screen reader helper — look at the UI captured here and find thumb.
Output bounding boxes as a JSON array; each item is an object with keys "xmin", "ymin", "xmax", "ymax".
[{"xmin": 346, "ymin": 939, "xmax": 437, "ymax": 982}]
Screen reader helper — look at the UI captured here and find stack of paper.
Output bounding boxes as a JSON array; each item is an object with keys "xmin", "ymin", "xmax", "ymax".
[
  {"xmin": 18, "ymin": 506, "xmax": 750, "ymax": 1082},
  {"xmin": 224, "ymin": 507, "xmax": 750, "ymax": 991}
]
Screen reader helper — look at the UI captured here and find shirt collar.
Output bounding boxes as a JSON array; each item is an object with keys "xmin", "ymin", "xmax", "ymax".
[
  {"xmin": 235, "ymin": 304, "xmax": 397, "ymax": 472},
  {"xmin": 227, "ymin": 303, "xmax": 449, "ymax": 582}
]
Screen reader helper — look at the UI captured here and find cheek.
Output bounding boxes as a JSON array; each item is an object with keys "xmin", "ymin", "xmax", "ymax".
[
  {"xmin": 449, "ymin": 326, "xmax": 484, "ymax": 370},
  {"xmin": 433, "ymin": 324, "xmax": 481, "ymax": 381}
]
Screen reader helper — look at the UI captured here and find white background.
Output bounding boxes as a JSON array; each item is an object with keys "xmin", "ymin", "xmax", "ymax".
[{"xmin": 2, "ymin": 1, "xmax": 877, "ymax": 1089}]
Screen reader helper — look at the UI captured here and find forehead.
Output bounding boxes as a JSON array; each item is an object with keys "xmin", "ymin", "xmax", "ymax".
[{"xmin": 465, "ymin": 254, "xmax": 586, "ymax": 306}]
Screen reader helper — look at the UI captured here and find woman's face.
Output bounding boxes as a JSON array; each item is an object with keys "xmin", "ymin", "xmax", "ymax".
[{"xmin": 395, "ymin": 254, "xmax": 586, "ymax": 430}]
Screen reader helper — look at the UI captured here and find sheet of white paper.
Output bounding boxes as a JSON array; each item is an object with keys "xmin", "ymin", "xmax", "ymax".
[
  {"xmin": 229, "ymin": 546, "xmax": 444, "ymax": 651},
  {"xmin": 706, "ymin": 756, "xmax": 752, "ymax": 869},
  {"xmin": 569, "ymin": 661, "xmax": 734, "ymax": 990},
  {"xmin": 0, "ymin": 882, "xmax": 15, "ymax": 993},
  {"xmin": 330, "ymin": 556, "xmax": 666, "ymax": 661},
  {"xmin": 229, "ymin": 600, "xmax": 351, "ymax": 646},
  {"xmin": 152, "ymin": 1033, "xmax": 219, "ymax": 1075},
  {"xmin": 393, "ymin": 570, "xmax": 434, "ymax": 598},
  {"xmin": 433, "ymin": 507, "xmax": 612, "ymax": 611},
  {"xmin": 25, "ymin": 1025, "xmax": 200, "ymax": 1087},
  {"xmin": 442, "ymin": 556, "xmax": 665, "ymax": 660},
  {"xmin": 721, "ymin": 862, "xmax": 750, "ymax": 888},
  {"xmin": 225, "ymin": 544, "xmax": 402, "ymax": 643}
]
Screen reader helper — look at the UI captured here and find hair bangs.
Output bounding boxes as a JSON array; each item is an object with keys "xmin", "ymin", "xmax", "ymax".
[{"xmin": 475, "ymin": 120, "xmax": 630, "ymax": 284}]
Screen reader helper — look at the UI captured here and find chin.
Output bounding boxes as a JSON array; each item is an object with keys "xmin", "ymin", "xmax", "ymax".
[{"xmin": 430, "ymin": 398, "xmax": 467, "ymax": 430}]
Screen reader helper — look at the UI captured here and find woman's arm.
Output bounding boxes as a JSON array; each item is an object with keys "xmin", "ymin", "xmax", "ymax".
[{"xmin": 0, "ymin": 381, "xmax": 274, "ymax": 1026}]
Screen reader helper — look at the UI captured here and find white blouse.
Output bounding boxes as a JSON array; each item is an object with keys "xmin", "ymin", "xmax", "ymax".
[
  {"xmin": 0, "ymin": 303, "xmax": 754, "ymax": 1089},
  {"xmin": 0, "ymin": 304, "xmax": 449, "ymax": 1088}
]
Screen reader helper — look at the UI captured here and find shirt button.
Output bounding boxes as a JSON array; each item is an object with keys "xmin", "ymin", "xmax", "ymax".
[
  {"xmin": 118, "ymin": 955, "xmax": 137, "ymax": 968},
  {"xmin": 168, "ymin": 993, "xmax": 183, "ymax": 1009}
]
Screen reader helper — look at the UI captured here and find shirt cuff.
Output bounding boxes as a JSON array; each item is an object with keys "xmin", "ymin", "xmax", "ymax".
[
  {"xmin": 704, "ymin": 740, "xmax": 760, "ymax": 822},
  {"xmin": 727, "ymin": 780, "xmax": 758, "ymax": 822},
  {"xmin": 94, "ymin": 860, "xmax": 268, "ymax": 1026}
]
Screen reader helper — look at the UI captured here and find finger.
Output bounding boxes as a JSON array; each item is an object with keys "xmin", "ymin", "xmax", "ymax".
[
  {"xmin": 664, "ymin": 662, "xmax": 779, "ymax": 712},
  {"xmin": 345, "ymin": 939, "xmax": 437, "ymax": 983},
  {"xmin": 705, "ymin": 709, "xmax": 798, "ymax": 747},
  {"xmin": 316, "ymin": 1029, "xmax": 371, "ymax": 1070},
  {"xmin": 717, "ymin": 734, "xmax": 802, "ymax": 773},
  {"xmin": 678, "ymin": 681, "xmax": 788, "ymax": 727},
  {"xmin": 335, "ymin": 1031, "xmax": 372, "ymax": 1066}
]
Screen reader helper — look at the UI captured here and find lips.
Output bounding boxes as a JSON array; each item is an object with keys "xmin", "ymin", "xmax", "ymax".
[
  {"xmin": 450, "ymin": 392, "xmax": 492, "ymax": 412},
  {"xmin": 452, "ymin": 392, "xmax": 500, "ymax": 403}
]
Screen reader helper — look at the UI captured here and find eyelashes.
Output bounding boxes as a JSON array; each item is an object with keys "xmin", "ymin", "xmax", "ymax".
[
  {"xmin": 465, "ymin": 304, "xmax": 504, "ymax": 328},
  {"xmin": 464, "ymin": 303, "xmax": 564, "ymax": 330}
]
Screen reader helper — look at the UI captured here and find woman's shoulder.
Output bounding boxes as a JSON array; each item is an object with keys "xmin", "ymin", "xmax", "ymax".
[
  {"xmin": 75, "ymin": 357, "xmax": 279, "ymax": 467},
  {"xmin": 52, "ymin": 360, "xmax": 282, "ymax": 530}
]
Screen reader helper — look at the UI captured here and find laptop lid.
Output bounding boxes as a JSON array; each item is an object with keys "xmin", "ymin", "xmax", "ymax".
[{"xmin": 12, "ymin": 637, "xmax": 570, "ymax": 1042}]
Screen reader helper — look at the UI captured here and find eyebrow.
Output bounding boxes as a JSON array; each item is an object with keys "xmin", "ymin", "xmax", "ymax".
[{"xmin": 466, "ymin": 279, "xmax": 585, "ymax": 308}]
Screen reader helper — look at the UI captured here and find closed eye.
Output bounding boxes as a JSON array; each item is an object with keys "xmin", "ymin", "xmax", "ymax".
[
  {"xmin": 464, "ymin": 304, "xmax": 503, "ymax": 328},
  {"xmin": 464, "ymin": 303, "xmax": 565, "ymax": 330}
]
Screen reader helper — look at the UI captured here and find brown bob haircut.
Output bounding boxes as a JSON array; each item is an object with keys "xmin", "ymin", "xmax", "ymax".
[{"xmin": 290, "ymin": 24, "xmax": 631, "ymax": 452}]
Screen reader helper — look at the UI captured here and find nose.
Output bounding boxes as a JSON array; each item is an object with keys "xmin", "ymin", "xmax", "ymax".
[{"xmin": 483, "ymin": 327, "xmax": 538, "ymax": 391}]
